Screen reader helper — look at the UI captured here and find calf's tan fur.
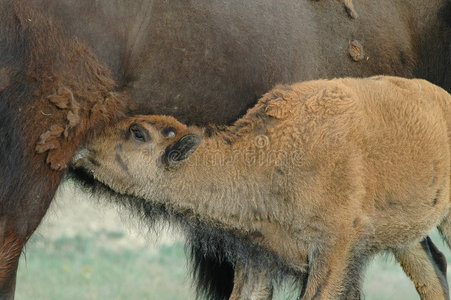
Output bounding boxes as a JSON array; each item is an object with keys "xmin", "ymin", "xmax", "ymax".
[{"xmin": 75, "ymin": 76, "xmax": 451, "ymax": 299}]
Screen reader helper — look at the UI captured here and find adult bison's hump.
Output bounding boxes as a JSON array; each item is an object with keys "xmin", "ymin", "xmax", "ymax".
[{"xmin": 49, "ymin": 0, "xmax": 449, "ymax": 125}]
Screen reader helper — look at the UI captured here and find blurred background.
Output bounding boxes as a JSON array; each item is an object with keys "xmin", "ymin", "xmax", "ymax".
[{"xmin": 15, "ymin": 181, "xmax": 449, "ymax": 300}]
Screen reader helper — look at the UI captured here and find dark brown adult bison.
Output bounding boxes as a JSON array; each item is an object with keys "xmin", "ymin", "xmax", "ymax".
[{"xmin": 0, "ymin": 0, "xmax": 450, "ymax": 299}]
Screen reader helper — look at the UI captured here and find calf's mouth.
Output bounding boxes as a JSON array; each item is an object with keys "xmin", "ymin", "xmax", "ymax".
[{"xmin": 71, "ymin": 147, "xmax": 100, "ymax": 171}]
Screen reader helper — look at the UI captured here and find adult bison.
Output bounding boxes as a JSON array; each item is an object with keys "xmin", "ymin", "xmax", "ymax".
[{"xmin": 0, "ymin": 0, "xmax": 450, "ymax": 299}]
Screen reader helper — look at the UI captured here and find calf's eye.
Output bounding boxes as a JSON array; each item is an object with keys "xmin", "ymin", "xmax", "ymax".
[
  {"xmin": 132, "ymin": 129, "xmax": 144, "ymax": 141},
  {"xmin": 129, "ymin": 124, "xmax": 150, "ymax": 142}
]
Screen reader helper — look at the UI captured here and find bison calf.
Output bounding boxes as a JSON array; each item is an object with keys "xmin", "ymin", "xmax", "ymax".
[{"xmin": 75, "ymin": 76, "xmax": 451, "ymax": 299}]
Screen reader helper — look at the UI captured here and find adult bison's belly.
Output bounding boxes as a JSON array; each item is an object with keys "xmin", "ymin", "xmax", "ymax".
[
  {"xmin": 118, "ymin": 0, "xmax": 422, "ymax": 125},
  {"xmin": 51, "ymin": 0, "xmax": 441, "ymax": 125},
  {"xmin": 122, "ymin": 0, "xmax": 316, "ymax": 125}
]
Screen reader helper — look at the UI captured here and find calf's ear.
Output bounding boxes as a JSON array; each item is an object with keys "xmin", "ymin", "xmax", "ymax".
[{"xmin": 163, "ymin": 134, "xmax": 201, "ymax": 168}]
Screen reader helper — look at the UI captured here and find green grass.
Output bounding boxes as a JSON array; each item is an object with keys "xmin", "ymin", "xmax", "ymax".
[
  {"xmin": 16, "ymin": 235, "xmax": 194, "ymax": 300},
  {"xmin": 15, "ymin": 231, "xmax": 451, "ymax": 299}
]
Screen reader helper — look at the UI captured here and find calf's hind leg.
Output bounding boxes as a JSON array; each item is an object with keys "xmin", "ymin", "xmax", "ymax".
[{"xmin": 394, "ymin": 238, "xmax": 449, "ymax": 300}]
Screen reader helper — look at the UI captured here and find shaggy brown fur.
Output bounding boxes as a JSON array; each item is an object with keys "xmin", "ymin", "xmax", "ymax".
[
  {"xmin": 0, "ymin": 1, "xmax": 132, "ymax": 298},
  {"xmin": 76, "ymin": 76, "xmax": 451, "ymax": 300}
]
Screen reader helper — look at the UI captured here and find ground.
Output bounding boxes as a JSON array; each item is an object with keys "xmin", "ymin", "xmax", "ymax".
[{"xmin": 15, "ymin": 182, "xmax": 448, "ymax": 299}]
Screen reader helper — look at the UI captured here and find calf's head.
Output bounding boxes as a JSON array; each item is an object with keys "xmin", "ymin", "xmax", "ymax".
[{"xmin": 73, "ymin": 115, "xmax": 201, "ymax": 195}]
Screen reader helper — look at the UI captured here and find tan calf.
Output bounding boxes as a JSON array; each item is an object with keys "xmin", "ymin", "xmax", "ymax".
[{"xmin": 74, "ymin": 76, "xmax": 451, "ymax": 299}]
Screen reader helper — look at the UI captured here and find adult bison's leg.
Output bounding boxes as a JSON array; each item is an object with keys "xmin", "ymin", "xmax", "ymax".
[
  {"xmin": 0, "ymin": 196, "xmax": 56, "ymax": 300},
  {"xmin": 0, "ymin": 224, "xmax": 38, "ymax": 299},
  {"xmin": 0, "ymin": 155, "xmax": 61, "ymax": 299},
  {"xmin": 0, "ymin": 224, "xmax": 25, "ymax": 300},
  {"xmin": 0, "ymin": 221, "xmax": 37, "ymax": 299},
  {"xmin": 0, "ymin": 191, "xmax": 56, "ymax": 300},
  {"xmin": 394, "ymin": 238, "xmax": 449, "ymax": 300}
]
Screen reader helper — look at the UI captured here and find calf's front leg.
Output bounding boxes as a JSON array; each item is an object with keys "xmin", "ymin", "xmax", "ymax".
[
  {"xmin": 229, "ymin": 263, "xmax": 273, "ymax": 300},
  {"xmin": 301, "ymin": 237, "xmax": 360, "ymax": 300}
]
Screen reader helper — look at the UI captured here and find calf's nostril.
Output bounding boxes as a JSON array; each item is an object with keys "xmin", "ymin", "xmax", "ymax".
[
  {"xmin": 72, "ymin": 148, "xmax": 89, "ymax": 165},
  {"xmin": 71, "ymin": 148, "xmax": 100, "ymax": 168}
]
